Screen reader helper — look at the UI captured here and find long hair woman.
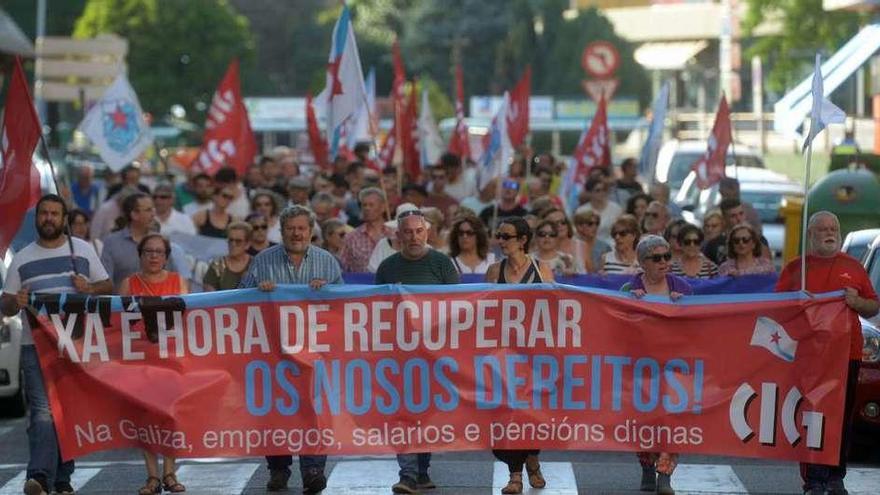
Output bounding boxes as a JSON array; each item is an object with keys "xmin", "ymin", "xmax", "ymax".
[{"xmin": 448, "ymin": 215, "xmax": 494, "ymax": 274}]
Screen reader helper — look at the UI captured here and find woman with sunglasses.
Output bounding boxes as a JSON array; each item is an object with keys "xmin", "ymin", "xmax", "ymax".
[
  {"xmin": 192, "ymin": 186, "xmax": 237, "ymax": 238},
  {"xmin": 485, "ymin": 217, "xmax": 553, "ymax": 494},
  {"xmin": 621, "ymin": 235, "xmax": 692, "ymax": 495},
  {"xmin": 718, "ymin": 223, "xmax": 775, "ymax": 276},
  {"xmin": 119, "ymin": 234, "xmax": 189, "ymax": 495},
  {"xmin": 245, "ymin": 213, "xmax": 277, "ymax": 256},
  {"xmin": 600, "ymin": 215, "xmax": 641, "ymax": 274},
  {"xmin": 532, "ymin": 219, "xmax": 575, "ymax": 276},
  {"xmin": 203, "ymin": 222, "xmax": 253, "ymax": 291},
  {"xmin": 321, "ymin": 218, "xmax": 351, "ymax": 264},
  {"xmin": 572, "ymin": 210, "xmax": 611, "ymax": 273},
  {"xmin": 448, "ymin": 215, "xmax": 494, "ymax": 274},
  {"xmin": 671, "ymin": 224, "xmax": 718, "ymax": 279},
  {"xmin": 701, "ymin": 209, "xmax": 724, "ymax": 246}
]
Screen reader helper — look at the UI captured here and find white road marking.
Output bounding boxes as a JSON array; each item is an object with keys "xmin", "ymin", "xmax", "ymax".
[
  {"xmin": 673, "ymin": 464, "xmax": 748, "ymax": 494},
  {"xmin": 173, "ymin": 462, "xmax": 260, "ymax": 495},
  {"xmin": 842, "ymin": 467, "xmax": 880, "ymax": 495},
  {"xmin": 325, "ymin": 460, "xmax": 401, "ymax": 494},
  {"xmin": 0, "ymin": 468, "xmax": 100, "ymax": 495},
  {"xmin": 492, "ymin": 461, "xmax": 578, "ymax": 494}
]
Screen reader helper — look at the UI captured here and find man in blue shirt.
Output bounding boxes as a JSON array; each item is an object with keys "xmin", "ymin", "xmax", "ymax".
[{"xmin": 239, "ymin": 205, "xmax": 342, "ymax": 494}]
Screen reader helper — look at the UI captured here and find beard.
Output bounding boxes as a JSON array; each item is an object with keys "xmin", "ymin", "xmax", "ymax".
[{"xmin": 37, "ymin": 222, "xmax": 64, "ymax": 240}]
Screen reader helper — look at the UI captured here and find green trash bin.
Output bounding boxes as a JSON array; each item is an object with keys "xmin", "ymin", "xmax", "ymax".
[{"xmin": 807, "ymin": 168, "xmax": 880, "ymax": 239}]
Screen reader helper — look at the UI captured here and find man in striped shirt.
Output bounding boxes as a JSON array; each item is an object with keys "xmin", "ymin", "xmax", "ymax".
[
  {"xmin": 1, "ymin": 194, "xmax": 112, "ymax": 495},
  {"xmin": 238, "ymin": 205, "xmax": 342, "ymax": 494}
]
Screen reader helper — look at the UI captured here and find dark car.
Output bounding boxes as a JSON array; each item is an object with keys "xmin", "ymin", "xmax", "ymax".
[{"xmin": 852, "ymin": 231, "xmax": 880, "ymax": 453}]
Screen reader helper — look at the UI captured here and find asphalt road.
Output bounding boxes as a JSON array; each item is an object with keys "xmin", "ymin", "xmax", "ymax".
[{"xmin": 1, "ymin": 417, "xmax": 878, "ymax": 494}]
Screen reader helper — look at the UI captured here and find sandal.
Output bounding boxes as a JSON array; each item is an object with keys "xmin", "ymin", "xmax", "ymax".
[
  {"xmin": 162, "ymin": 473, "xmax": 186, "ymax": 493},
  {"xmin": 501, "ymin": 472, "xmax": 523, "ymax": 494},
  {"xmin": 138, "ymin": 476, "xmax": 161, "ymax": 495},
  {"xmin": 525, "ymin": 454, "xmax": 546, "ymax": 488}
]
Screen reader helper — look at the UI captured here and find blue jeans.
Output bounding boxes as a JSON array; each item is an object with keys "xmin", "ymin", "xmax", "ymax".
[
  {"xmin": 22, "ymin": 345, "xmax": 74, "ymax": 485},
  {"xmin": 397, "ymin": 453, "xmax": 431, "ymax": 482},
  {"xmin": 266, "ymin": 455, "xmax": 327, "ymax": 475}
]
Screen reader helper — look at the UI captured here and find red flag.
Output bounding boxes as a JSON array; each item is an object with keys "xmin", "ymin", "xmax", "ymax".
[
  {"xmin": 571, "ymin": 95, "xmax": 612, "ymax": 182},
  {"xmin": 195, "ymin": 60, "xmax": 257, "ymax": 177},
  {"xmin": 0, "ymin": 57, "xmax": 43, "ymax": 256},
  {"xmin": 306, "ymin": 94, "xmax": 329, "ymax": 169},
  {"xmin": 691, "ymin": 95, "xmax": 732, "ymax": 189},
  {"xmin": 400, "ymin": 85, "xmax": 420, "ymax": 180},
  {"xmin": 447, "ymin": 64, "xmax": 471, "ymax": 161},
  {"xmin": 506, "ymin": 66, "xmax": 530, "ymax": 148},
  {"xmin": 391, "ymin": 39, "xmax": 407, "ymax": 107}
]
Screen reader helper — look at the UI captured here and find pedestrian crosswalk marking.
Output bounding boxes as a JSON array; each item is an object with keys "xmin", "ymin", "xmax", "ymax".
[
  {"xmin": 0, "ymin": 468, "xmax": 100, "ymax": 495},
  {"xmin": 672, "ymin": 464, "xmax": 748, "ymax": 494},
  {"xmin": 492, "ymin": 461, "xmax": 578, "ymax": 494},
  {"xmin": 174, "ymin": 463, "xmax": 260, "ymax": 494},
  {"xmin": 842, "ymin": 468, "xmax": 880, "ymax": 495},
  {"xmin": 325, "ymin": 460, "xmax": 401, "ymax": 494}
]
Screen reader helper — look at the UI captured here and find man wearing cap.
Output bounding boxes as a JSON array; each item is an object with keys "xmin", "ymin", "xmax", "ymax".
[
  {"xmin": 479, "ymin": 179, "xmax": 528, "ymax": 233},
  {"xmin": 287, "ymin": 177, "xmax": 312, "ymax": 207},
  {"xmin": 374, "ymin": 208, "xmax": 459, "ymax": 494},
  {"xmin": 153, "ymin": 183, "xmax": 196, "ymax": 236}
]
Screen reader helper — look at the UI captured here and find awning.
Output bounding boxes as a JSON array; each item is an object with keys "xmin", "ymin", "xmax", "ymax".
[
  {"xmin": 0, "ymin": 8, "xmax": 35, "ymax": 57},
  {"xmin": 634, "ymin": 41, "xmax": 708, "ymax": 71}
]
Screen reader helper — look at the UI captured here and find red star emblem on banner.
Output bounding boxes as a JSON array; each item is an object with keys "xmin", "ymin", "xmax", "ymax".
[{"xmin": 111, "ymin": 104, "xmax": 128, "ymax": 129}]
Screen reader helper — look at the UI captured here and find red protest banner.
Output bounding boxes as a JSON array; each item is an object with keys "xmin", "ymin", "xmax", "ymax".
[{"xmin": 31, "ymin": 286, "xmax": 849, "ymax": 465}]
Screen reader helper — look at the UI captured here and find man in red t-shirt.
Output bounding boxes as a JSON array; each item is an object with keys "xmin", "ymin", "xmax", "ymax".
[{"xmin": 776, "ymin": 211, "xmax": 879, "ymax": 495}]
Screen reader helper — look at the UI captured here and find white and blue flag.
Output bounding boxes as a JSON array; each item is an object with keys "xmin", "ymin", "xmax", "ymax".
[
  {"xmin": 478, "ymin": 92, "xmax": 512, "ymax": 190},
  {"xmin": 639, "ymin": 82, "xmax": 669, "ymax": 180},
  {"xmin": 803, "ymin": 54, "xmax": 845, "ymax": 152}
]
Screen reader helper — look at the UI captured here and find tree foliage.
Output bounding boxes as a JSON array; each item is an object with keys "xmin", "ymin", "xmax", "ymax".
[
  {"xmin": 742, "ymin": 0, "xmax": 867, "ymax": 92},
  {"xmin": 74, "ymin": 0, "xmax": 256, "ymax": 117}
]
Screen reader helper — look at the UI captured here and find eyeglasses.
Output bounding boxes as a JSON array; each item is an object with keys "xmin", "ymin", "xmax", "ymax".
[
  {"xmin": 646, "ymin": 252, "xmax": 672, "ymax": 263},
  {"xmin": 495, "ymin": 233, "xmax": 518, "ymax": 241},
  {"xmin": 250, "ymin": 224, "xmax": 268, "ymax": 231},
  {"xmin": 536, "ymin": 231, "xmax": 557, "ymax": 238},
  {"xmin": 732, "ymin": 236, "xmax": 753, "ymax": 245},
  {"xmin": 228, "ymin": 238, "xmax": 247, "ymax": 245},
  {"xmin": 682, "ymin": 238, "xmax": 701, "ymax": 246},
  {"xmin": 458, "ymin": 230, "xmax": 476, "ymax": 237},
  {"xmin": 611, "ymin": 230, "xmax": 632, "ymax": 238},
  {"xmin": 153, "ymin": 194, "xmax": 172, "ymax": 200},
  {"xmin": 142, "ymin": 249, "xmax": 166, "ymax": 257}
]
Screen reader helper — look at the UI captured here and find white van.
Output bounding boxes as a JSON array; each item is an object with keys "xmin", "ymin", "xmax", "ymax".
[{"xmin": 655, "ymin": 140, "xmax": 765, "ymax": 197}]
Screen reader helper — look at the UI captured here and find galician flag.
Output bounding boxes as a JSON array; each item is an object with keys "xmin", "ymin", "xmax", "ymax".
[
  {"xmin": 78, "ymin": 74, "xmax": 152, "ymax": 171},
  {"xmin": 320, "ymin": 4, "xmax": 367, "ymax": 154},
  {"xmin": 750, "ymin": 317, "xmax": 798, "ymax": 362},
  {"xmin": 348, "ymin": 66, "xmax": 376, "ymax": 148},
  {"xmin": 803, "ymin": 53, "xmax": 845, "ymax": 152},
  {"xmin": 639, "ymin": 82, "xmax": 669, "ymax": 179},
  {"xmin": 478, "ymin": 92, "xmax": 512, "ymax": 190},
  {"xmin": 419, "ymin": 89, "xmax": 444, "ymax": 168}
]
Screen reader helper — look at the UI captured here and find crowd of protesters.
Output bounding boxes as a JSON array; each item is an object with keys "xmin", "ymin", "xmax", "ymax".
[{"xmin": 2, "ymin": 144, "xmax": 877, "ymax": 495}]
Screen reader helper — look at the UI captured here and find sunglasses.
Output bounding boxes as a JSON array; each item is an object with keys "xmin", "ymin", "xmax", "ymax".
[
  {"xmin": 458, "ymin": 230, "xmax": 476, "ymax": 237},
  {"xmin": 153, "ymin": 194, "xmax": 172, "ymax": 200},
  {"xmin": 647, "ymin": 252, "xmax": 673, "ymax": 263},
  {"xmin": 682, "ymin": 238, "xmax": 701, "ymax": 246},
  {"xmin": 732, "ymin": 236, "xmax": 753, "ymax": 245},
  {"xmin": 536, "ymin": 231, "xmax": 557, "ymax": 238},
  {"xmin": 611, "ymin": 230, "xmax": 632, "ymax": 238},
  {"xmin": 495, "ymin": 233, "xmax": 518, "ymax": 241},
  {"xmin": 250, "ymin": 224, "xmax": 268, "ymax": 231}
]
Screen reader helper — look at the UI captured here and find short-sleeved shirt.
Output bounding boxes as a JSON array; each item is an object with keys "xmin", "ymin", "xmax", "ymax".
[
  {"xmin": 101, "ymin": 228, "xmax": 177, "ymax": 289},
  {"xmin": 2, "ymin": 237, "xmax": 108, "ymax": 345},
  {"xmin": 776, "ymin": 253, "xmax": 879, "ymax": 360},
  {"xmin": 238, "ymin": 244, "xmax": 342, "ymax": 288},
  {"xmin": 374, "ymin": 249, "xmax": 460, "ymax": 285},
  {"xmin": 339, "ymin": 224, "xmax": 382, "ymax": 273}
]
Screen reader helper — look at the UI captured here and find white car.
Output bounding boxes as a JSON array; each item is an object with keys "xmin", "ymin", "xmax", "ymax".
[
  {"xmin": 0, "ymin": 249, "xmax": 25, "ymax": 416},
  {"xmin": 655, "ymin": 140, "xmax": 766, "ymax": 197},
  {"xmin": 674, "ymin": 166, "xmax": 803, "ymax": 262}
]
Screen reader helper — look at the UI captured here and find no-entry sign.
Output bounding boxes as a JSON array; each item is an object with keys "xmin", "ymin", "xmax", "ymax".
[{"xmin": 582, "ymin": 41, "xmax": 620, "ymax": 79}]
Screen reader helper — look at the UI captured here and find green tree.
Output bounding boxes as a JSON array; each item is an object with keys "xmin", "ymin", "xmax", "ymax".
[
  {"xmin": 742, "ymin": 0, "xmax": 867, "ymax": 92},
  {"xmin": 74, "ymin": 0, "xmax": 256, "ymax": 118}
]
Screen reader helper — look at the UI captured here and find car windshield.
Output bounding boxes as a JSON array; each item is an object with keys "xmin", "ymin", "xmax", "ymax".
[
  {"xmin": 668, "ymin": 153, "xmax": 764, "ymax": 190},
  {"xmin": 847, "ymin": 244, "xmax": 870, "ymax": 264},
  {"xmin": 741, "ymin": 191, "xmax": 786, "ymax": 223}
]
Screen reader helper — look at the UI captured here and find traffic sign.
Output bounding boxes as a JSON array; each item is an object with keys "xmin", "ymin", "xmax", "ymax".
[
  {"xmin": 581, "ymin": 41, "xmax": 620, "ymax": 79},
  {"xmin": 582, "ymin": 78, "xmax": 619, "ymax": 103}
]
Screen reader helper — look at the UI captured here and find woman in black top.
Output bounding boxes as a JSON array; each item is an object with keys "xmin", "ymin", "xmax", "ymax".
[
  {"xmin": 484, "ymin": 217, "xmax": 554, "ymax": 494},
  {"xmin": 192, "ymin": 186, "xmax": 236, "ymax": 238}
]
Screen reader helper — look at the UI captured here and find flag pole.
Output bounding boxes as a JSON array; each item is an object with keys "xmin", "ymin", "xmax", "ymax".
[
  {"xmin": 37, "ymin": 134, "xmax": 79, "ymax": 277},
  {"xmin": 360, "ymin": 91, "xmax": 393, "ymax": 221},
  {"xmin": 800, "ymin": 139, "xmax": 813, "ymax": 293}
]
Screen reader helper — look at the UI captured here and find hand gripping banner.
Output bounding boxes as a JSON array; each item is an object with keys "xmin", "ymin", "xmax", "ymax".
[{"xmin": 28, "ymin": 284, "xmax": 851, "ymax": 464}]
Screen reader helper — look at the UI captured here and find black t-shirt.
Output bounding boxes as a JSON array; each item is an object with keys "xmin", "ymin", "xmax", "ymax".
[
  {"xmin": 374, "ymin": 249, "xmax": 460, "ymax": 285},
  {"xmin": 247, "ymin": 241, "xmax": 278, "ymax": 257},
  {"xmin": 479, "ymin": 204, "xmax": 528, "ymax": 232}
]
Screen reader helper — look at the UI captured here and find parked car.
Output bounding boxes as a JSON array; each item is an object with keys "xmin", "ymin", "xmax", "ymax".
[
  {"xmin": 0, "ymin": 249, "xmax": 25, "ymax": 417},
  {"xmin": 842, "ymin": 228, "xmax": 880, "ymax": 264},
  {"xmin": 654, "ymin": 140, "xmax": 766, "ymax": 197},
  {"xmin": 852, "ymin": 231, "xmax": 880, "ymax": 454},
  {"xmin": 674, "ymin": 166, "xmax": 803, "ymax": 262}
]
